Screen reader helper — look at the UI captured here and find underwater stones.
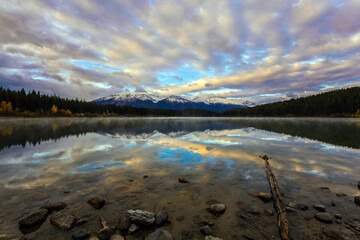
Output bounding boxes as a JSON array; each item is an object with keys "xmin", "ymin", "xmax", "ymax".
[
  {"xmin": 354, "ymin": 196, "xmax": 360, "ymax": 206},
  {"xmin": 247, "ymin": 208, "xmax": 260, "ymax": 215},
  {"xmin": 145, "ymin": 228, "xmax": 173, "ymax": 240},
  {"xmin": 298, "ymin": 204, "xmax": 309, "ymax": 211},
  {"xmin": 178, "ymin": 177, "xmax": 189, "ymax": 183},
  {"xmin": 205, "ymin": 236, "xmax": 223, "ymax": 240},
  {"xmin": 335, "ymin": 214, "xmax": 342, "ymax": 219},
  {"xmin": 155, "ymin": 210, "xmax": 168, "ymax": 227},
  {"xmin": 200, "ymin": 225, "xmax": 212, "ymax": 236},
  {"xmin": 119, "ymin": 215, "xmax": 132, "ymax": 231},
  {"xmin": 336, "ymin": 193, "xmax": 347, "ymax": 197},
  {"xmin": 263, "ymin": 209, "xmax": 274, "ymax": 216},
  {"xmin": 50, "ymin": 211, "xmax": 77, "ymax": 230},
  {"xmin": 40, "ymin": 201, "xmax": 68, "ymax": 213},
  {"xmin": 128, "ymin": 224, "xmax": 139, "ymax": 234},
  {"xmin": 313, "ymin": 204, "xmax": 326, "ymax": 212},
  {"xmin": 256, "ymin": 193, "xmax": 272, "ymax": 203},
  {"xmin": 0, "ymin": 234, "xmax": 26, "ymax": 240},
  {"xmin": 315, "ymin": 213, "xmax": 333, "ymax": 223},
  {"xmin": 127, "ymin": 210, "xmax": 155, "ymax": 226},
  {"xmin": 358, "ymin": 181, "xmax": 360, "ymax": 190},
  {"xmin": 175, "ymin": 216, "xmax": 185, "ymax": 222},
  {"xmin": 98, "ymin": 227, "xmax": 112, "ymax": 240},
  {"xmin": 87, "ymin": 197, "xmax": 105, "ymax": 209},
  {"xmin": 72, "ymin": 229, "xmax": 90, "ymax": 240},
  {"xmin": 285, "ymin": 207, "xmax": 296, "ymax": 213},
  {"xmin": 18, "ymin": 209, "xmax": 48, "ymax": 227},
  {"xmin": 207, "ymin": 204, "xmax": 226, "ymax": 216},
  {"xmin": 110, "ymin": 235, "xmax": 125, "ymax": 240}
]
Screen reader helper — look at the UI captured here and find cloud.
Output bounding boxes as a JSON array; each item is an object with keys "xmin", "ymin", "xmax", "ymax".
[{"xmin": 0, "ymin": 0, "xmax": 359, "ymax": 102}]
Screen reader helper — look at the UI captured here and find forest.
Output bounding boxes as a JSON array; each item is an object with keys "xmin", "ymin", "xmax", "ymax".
[
  {"xmin": 0, "ymin": 86, "xmax": 359, "ymax": 117},
  {"xmin": 221, "ymin": 87, "xmax": 360, "ymax": 117},
  {"xmin": 0, "ymin": 87, "xmax": 215, "ymax": 117}
]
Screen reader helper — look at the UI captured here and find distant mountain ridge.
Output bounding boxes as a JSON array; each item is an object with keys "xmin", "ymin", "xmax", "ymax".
[{"xmin": 93, "ymin": 92, "xmax": 254, "ymax": 112}]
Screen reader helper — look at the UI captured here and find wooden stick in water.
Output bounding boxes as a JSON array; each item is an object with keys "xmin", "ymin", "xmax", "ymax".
[{"xmin": 260, "ymin": 155, "xmax": 290, "ymax": 240}]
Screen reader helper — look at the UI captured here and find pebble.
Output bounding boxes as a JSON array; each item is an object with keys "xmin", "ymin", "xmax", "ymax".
[
  {"xmin": 256, "ymin": 193, "xmax": 272, "ymax": 203},
  {"xmin": 200, "ymin": 225, "xmax": 212, "ymax": 236},
  {"xmin": 207, "ymin": 204, "xmax": 226, "ymax": 216},
  {"xmin": 298, "ymin": 204, "xmax": 309, "ymax": 211},
  {"xmin": 288, "ymin": 202, "xmax": 296, "ymax": 208},
  {"xmin": 335, "ymin": 214, "xmax": 342, "ymax": 219},
  {"xmin": 247, "ymin": 208, "xmax": 260, "ymax": 215},
  {"xmin": 263, "ymin": 209, "xmax": 274, "ymax": 216},
  {"xmin": 143, "ymin": 175, "xmax": 148, "ymax": 178},
  {"xmin": 50, "ymin": 211, "xmax": 77, "ymax": 230},
  {"xmin": 178, "ymin": 177, "xmax": 189, "ymax": 183},
  {"xmin": 87, "ymin": 197, "xmax": 105, "ymax": 209},
  {"xmin": 203, "ymin": 219, "xmax": 214, "ymax": 226},
  {"xmin": 315, "ymin": 213, "xmax": 333, "ymax": 223},
  {"xmin": 331, "ymin": 201, "xmax": 336, "ymax": 206},
  {"xmin": 131, "ymin": 200, "xmax": 140, "ymax": 206},
  {"xmin": 119, "ymin": 215, "xmax": 132, "ymax": 231},
  {"xmin": 322, "ymin": 227, "xmax": 351, "ymax": 239},
  {"xmin": 145, "ymin": 228, "xmax": 173, "ymax": 240},
  {"xmin": 0, "ymin": 234, "xmax": 26, "ymax": 240},
  {"xmin": 336, "ymin": 193, "xmax": 347, "ymax": 197},
  {"xmin": 155, "ymin": 210, "xmax": 168, "ymax": 227},
  {"xmin": 355, "ymin": 196, "xmax": 360, "ymax": 205},
  {"xmin": 358, "ymin": 181, "xmax": 360, "ymax": 190},
  {"xmin": 205, "ymin": 236, "xmax": 223, "ymax": 240},
  {"xmin": 72, "ymin": 229, "xmax": 90, "ymax": 240},
  {"xmin": 75, "ymin": 218, "xmax": 88, "ymax": 226},
  {"xmin": 313, "ymin": 204, "xmax": 326, "ymax": 212},
  {"xmin": 110, "ymin": 235, "xmax": 125, "ymax": 240},
  {"xmin": 285, "ymin": 207, "xmax": 296, "ymax": 213},
  {"xmin": 128, "ymin": 224, "xmax": 139, "ymax": 234},
  {"xmin": 18, "ymin": 209, "xmax": 48, "ymax": 227},
  {"xmin": 127, "ymin": 209, "xmax": 155, "ymax": 226},
  {"xmin": 320, "ymin": 187, "xmax": 330, "ymax": 190},
  {"xmin": 303, "ymin": 212, "xmax": 314, "ymax": 221},
  {"xmin": 176, "ymin": 216, "xmax": 185, "ymax": 222}
]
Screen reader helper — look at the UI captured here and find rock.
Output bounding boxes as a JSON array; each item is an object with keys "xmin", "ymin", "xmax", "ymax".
[
  {"xmin": 303, "ymin": 212, "xmax": 314, "ymax": 221},
  {"xmin": 202, "ymin": 219, "xmax": 214, "ymax": 226},
  {"xmin": 125, "ymin": 236, "xmax": 142, "ymax": 240},
  {"xmin": 205, "ymin": 236, "xmax": 223, "ymax": 240},
  {"xmin": 322, "ymin": 228, "xmax": 352, "ymax": 240},
  {"xmin": 200, "ymin": 225, "xmax": 211, "ymax": 236},
  {"xmin": 155, "ymin": 210, "xmax": 168, "ymax": 227},
  {"xmin": 18, "ymin": 209, "xmax": 48, "ymax": 227},
  {"xmin": 331, "ymin": 201, "xmax": 336, "ymax": 206},
  {"xmin": 72, "ymin": 229, "xmax": 90, "ymax": 240},
  {"xmin": 235, "ymin": 211, "xmax": 247, "ymax": 219},
  {"xmin": 110, "ymin": 235, "xmax": 125, "ymax": 240},
  {"xmin": 89, "ymin": 237, "xmax": 100, "ymax": 240},
  {"xmin": 247, "ymin": 208, "xmax": 260, "ymax": 215},
  {"xmin": 288, "ymin": 202, "xmax": 296, "ymax": 208},
  {"xmin": 355, "ymin": 196, "xmax": 360, "ymax": 205},
  {"xmin": 175, "ymin": 216, "xmax": 184, "ymax": 222},
  {"xmin": 98, "ymin": 227, "xmax": 112, "ymax": 240},
  {"xmin": 358, "ymin": 181, "xmax": 360, "ymax": 190},
  {"xmin": 207, "ymin": 199, "xmax": 220, "ymax": 205},
  {"xmin": 100, "ymin": 217, "xmax": 109, "ymax": 228},
  {"xmin": 64, "ymin": 191, "xmax": 71, "ymax": 194},
  {"xmin": 0, "ymin": 234, "xmax": 26, "ymax": 240},
  {"xmin": 143, "ymin": 175, "xmax": 148, "ymax": 178},
  {"xmin": 336, "ymin": 193, "xmax": 347, "ymax": 197},
  {"xmin": 127, "ymin": 210, "xmax": 155, "ymax": 226},
  {"xmin": 256, "ymin": 193, "xmax": 272, "ymax": 203},
  {"xmin": 207, "ymin": 204, "xmax": 226, "ymax": 216},
  {"xmin": 315, "ymin": 213, "xmax": 333, "ymax": 223},
  {"xmin": 313, "ymin": 204, "xmax": 326, "ymax": 212},
  {"xmin": 336, "ymin": 219, "xmax": 341, "ymax": 224},
  {"xmin": 320, "ymin": 187, "xmax": 330, "ymax": 190},
  {"xmin": 131, "ymin": 200, "xmax": 140, "ymax": 206},
  {"xmin": 50, "ymin": 211, "xmax": 77, "ymax": 230},
  {"xmin": 145, "ymin": 228, "xmax": 173, "ymax": 240},
  {"xmin": 285, "ymin": 207, "xmax": 296, "ymax": 213},
  {"xmin": 263, "ymin": 209, "xmax": 274, "ymax": 216},
  {"xmin": 40, "ymin": 201, "xmax": 68, "ymax": 213},
  {"xmin": 298, "ymin": 204, "xmax": 308, "ymax": 211},
  {"xmin": 87, "ymin": 197, "xmax": 105, "ymax": 209},
  {"xmin": 128, "ymin": 224, "xmax": 139, "ymax": 234},
  {"xmin": 335, "ymin": 214, "xmax": 342, "ymax": 219},
  {"xmin": 76, "ymin": 218, "xmax": 88, "ymax": 226},
  {"xmin": 119, "ymin": 215, "xmax": 132, "ymax": 231},
  {"xmin": 178, "ymin": 177, "xmax": 189, "ymax": 183}
]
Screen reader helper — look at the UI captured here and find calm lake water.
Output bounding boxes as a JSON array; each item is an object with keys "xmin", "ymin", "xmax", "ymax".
[{"xmin": 0, "ymin": 117, "xmax": 360, "ymax": 239}]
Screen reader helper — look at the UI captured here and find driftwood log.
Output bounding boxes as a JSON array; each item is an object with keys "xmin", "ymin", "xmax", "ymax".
[{"xmin": 260, "ymin": 155, "xmax": 290, "ymax": 240}]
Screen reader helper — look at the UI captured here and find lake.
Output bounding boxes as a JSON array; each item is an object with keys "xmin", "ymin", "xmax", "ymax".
[{"xmin": 0, "ymin": 118, "xmax": 360, "ymax": 240}]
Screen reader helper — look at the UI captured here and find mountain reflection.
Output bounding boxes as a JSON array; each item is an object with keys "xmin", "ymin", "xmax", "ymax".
[{"xmin": 0, "ymin": 118, "xmax": 359, "ymax": 150}]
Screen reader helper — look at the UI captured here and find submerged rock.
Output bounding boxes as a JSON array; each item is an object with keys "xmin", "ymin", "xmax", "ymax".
[
  {"xmin": 256, "ymin": 193, "xmax": 272, "ymax": 203},
  {"xmin": 119, "ymin": 215, "xmax": 132, "ymax": 231},
  {"xmin": 285, "ymin": 207, "xmax": 296, "ymax": 213},
  {"xmin": 128, "ymin": 224, "xmax": 139, "ymax": 234},
  {"xmin": 355, "ymin": 196, "xmax": 360, "ymax": 206},
  {"xmin": 127, "ymin": 210, "xmax": 155, "ymax": 226},
  {"xmin": 40, "ymin": 201, "xmax": 68, "ymax": 213},
  {"xmin": 247, "ymin": 208, "xmax": 260, "ymax": 215},
  {"xmin": 76, "ymin": 218, "xmax": 88, "ymax": 226},
  {"xmin": 110, "ymin": 235, "xmax": 125, "ymax": 240},
  {"xmin": 336, "ymin": 193, "xmax": 347, "ymax": 197},
  {"xmin": 313, "ymin": 204, "xmax": 326, "ymax": 212},
  {"xmin": 315, "ymin": 213, "xmax": 333, "ymax": 223},
  {"xmin": 0, "ymin": 234, "xmax": 27, "ymax": 240},
  {"xmin": 72, "ymin": 229, "xmax": 90, "ymax": 240},
  {"xmin": 358, "ymin": 181, "xmax": 360, "ymax": 190},
  {"xmin": 207, "ymin": 204, "xmax": 226, "ymax": 216},
  {"xmin": 263, "ymin": 209, "xmax": 274, "ymax": 216},
  {"xmin": 322, "ymin": 228, "xmax": 352, "ymax": 240},
  {"xmin": 155, "ymin": 210, "xmax": 168, "ymax": 227},
  {"xmin": 18, "ymin": 209, "xmax": 48, "ymax": 227},
  {"xmin": 205, "ymin": 236, "xmax": 223, "ymax": 240},
  {"xmin": 145, "ymin": 228, "xmax": 173, "ymax": 240},
  {"xmin": 98, "ymin": 227, "xmax": 112, "ymax": 240},
  {"xmin": 298, "ymin": 204, "xmax": 309, "ymax": 211},
  {"xmin": 200, "ymin": 225, "xmax": 212, "ymax": 236},
  {"xmin": 335, "ymin": 214, "xmax": 342, "ymax": 219},
  {"xmin": 87, "ymin": 197, "xmax": 105, "ymax": 209},
  {"xmin": 175, "ymin": 216, "xmax": 185, "ymax": 222},
  {"xmin": 50, "ymin": 211, "xmax": 77, "ymax": 230},
  {"xmin": 178, "ymin": 177, "xmax": 189, "ymax": 183}
]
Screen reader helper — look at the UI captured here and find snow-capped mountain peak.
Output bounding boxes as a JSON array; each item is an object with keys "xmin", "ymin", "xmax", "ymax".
[{"xmin": 163, "ymin": 95, "xmax": 190, "ymax": 103}]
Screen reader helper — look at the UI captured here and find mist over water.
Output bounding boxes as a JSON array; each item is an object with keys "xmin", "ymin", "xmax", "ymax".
[{"xmin": 0, "ymin": 118, "xmax": 359, "ymax": 239}]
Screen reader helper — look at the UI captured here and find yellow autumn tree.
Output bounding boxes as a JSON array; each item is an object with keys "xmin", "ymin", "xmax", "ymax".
[
  {"xmin": 0, "ymin": 101, "xmax": 13, "ymax": 112},
  {"xmin": 51, "ymin": 105, "xmax": 58, "ymax": 114}
]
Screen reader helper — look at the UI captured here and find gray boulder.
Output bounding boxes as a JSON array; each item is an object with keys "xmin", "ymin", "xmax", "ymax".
[
  {"xmin": 50, "ymin": 211, "xmax": 77, "ymax": 230},
  {"xmin": 127, "ymin": 210, "xmax": 155, "ymax": 226},
  {"xmin": 145, "ymin": 228, "xmax": 173, "ymax": 240},
  {"xmin": 18, "ymin": 209, "xmax": 48, "ymax": 227}
]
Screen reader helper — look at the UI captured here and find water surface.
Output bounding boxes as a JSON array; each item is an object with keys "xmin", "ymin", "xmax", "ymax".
[{"xmin": 0, "ymin": 118, "xmax": 359, "ymax": 239}]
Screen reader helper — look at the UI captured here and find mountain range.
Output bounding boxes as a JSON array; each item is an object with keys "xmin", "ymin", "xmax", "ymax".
[{"xmin": 92, "ymin": 92, "xmax": 255, "ymax": 112}]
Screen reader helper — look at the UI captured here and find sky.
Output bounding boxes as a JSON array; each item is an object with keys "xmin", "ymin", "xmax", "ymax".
[{"xmin": 0, "ymin": 0, "xmax": 360, "ymax": 104}]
